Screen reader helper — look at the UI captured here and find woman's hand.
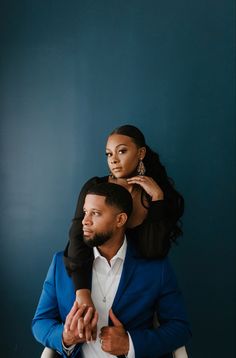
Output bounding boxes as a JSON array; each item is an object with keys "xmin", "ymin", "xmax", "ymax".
[
  {"xmin": 126, "ymin": 176, "xmax": 164, "ymax": 201},
  {"xmin": 63, "ymin": 302, "xmax": 98, "ymax": 345},
  {"xmin": 76, "ymin": 289, "xmax": 94, "ymax": 308},
  {"xmin": 72, "ymin": 289, "xmax": 98, "ymax": 341}
]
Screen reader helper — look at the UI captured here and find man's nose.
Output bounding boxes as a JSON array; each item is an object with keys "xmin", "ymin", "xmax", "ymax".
[{"xmin": 82, "ymin": 213, "xmax": 92, "ymax": 226}]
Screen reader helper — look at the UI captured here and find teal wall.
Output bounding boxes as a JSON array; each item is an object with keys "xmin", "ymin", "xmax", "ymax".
[{"xmin": 1, "ymin": 1, "xmax": 235, "ymax": 356}]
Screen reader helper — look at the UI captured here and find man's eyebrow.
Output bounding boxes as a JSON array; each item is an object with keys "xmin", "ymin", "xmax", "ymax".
[{"xmin": 83, "ymin": 207, "xmax": 102, "ymax": 211}]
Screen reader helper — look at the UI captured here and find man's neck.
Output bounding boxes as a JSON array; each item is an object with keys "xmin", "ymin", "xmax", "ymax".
[{"xmin": 97, "ymin": 234, "xmax": 125, "ymax": 264}]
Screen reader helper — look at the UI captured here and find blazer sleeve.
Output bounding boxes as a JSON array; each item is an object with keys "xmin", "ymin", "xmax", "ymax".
[
  {"xmin": 63, "ymin": 176, "xmax": 104, "ymax": 290},
  {"xmin": 128, "ymin": 259, "xmax": 191, "ymax": 358},
  {"xmin": 32, "ymin": 254, "xmax": 82, "ymax": 357}
]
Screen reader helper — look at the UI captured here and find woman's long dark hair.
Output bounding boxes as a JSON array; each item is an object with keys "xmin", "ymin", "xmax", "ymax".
[{"xmin": 110, "ymin": 124, "xmax": 184, "ymax": 243}]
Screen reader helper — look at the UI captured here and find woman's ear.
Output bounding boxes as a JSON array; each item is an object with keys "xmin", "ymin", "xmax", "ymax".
[
  {"xmin": 139, "ymin": 146, "xmax": 146, "ymax": 160},
  {"xmin": 116, "ymin": 213, "xmax": 128, "ymax": 228}
]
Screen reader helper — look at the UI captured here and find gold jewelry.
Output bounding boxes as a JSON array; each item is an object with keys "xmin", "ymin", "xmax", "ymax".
[
  {"xmin": 109, "ymin": 172, "xmax": 115, "ymax": 179},
  {"xmin": 137, "ymin": 159, "xmax": 146, "ymax": 176}
]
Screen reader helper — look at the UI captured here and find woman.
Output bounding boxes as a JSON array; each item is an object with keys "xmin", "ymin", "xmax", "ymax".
[
  {"xmin": 61, "ymin": 124, "xmax": 188, "ymax": 357},
  {"xmin": 64, "ymin": 124, "xmax": 184, "ymax": 304}
]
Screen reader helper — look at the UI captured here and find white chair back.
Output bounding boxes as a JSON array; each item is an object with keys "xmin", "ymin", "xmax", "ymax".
[
  {"xmin": 173, "ymin": 346, "xmax": 188, "ymax": 358},
  {"xmin": 41, "ymin": 347, "xmax": 61, "ymax": 358}
]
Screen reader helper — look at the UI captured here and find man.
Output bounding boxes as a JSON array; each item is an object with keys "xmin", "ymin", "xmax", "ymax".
[{"xmin": 32, "ymin": 183, "xmax": 191, "ymax": 357}]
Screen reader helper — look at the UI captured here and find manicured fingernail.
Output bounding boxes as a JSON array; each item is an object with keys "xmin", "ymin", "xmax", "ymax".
[{"xmin": 79, "ymin": 333, "xmax": 83, "ymax": 338}]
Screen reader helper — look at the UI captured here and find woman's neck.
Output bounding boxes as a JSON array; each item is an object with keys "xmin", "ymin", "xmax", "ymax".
[{"xmin": 108, "ymin": 176, "xmax": 138, "ymax": 194}]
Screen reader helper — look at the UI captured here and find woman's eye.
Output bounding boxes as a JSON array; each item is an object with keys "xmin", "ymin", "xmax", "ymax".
[
  {"xmin": 118, "ymin": 149, "xmax": 127, "ymax": 154},
  {"xmin": 105, "ymin": 152, "xmax": 112, "ymax": 157}
]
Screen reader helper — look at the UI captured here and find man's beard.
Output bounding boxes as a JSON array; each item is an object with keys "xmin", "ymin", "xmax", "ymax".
[{"xmin": 83, "ymin": 230, "xmax": 113, "ymax": 248}]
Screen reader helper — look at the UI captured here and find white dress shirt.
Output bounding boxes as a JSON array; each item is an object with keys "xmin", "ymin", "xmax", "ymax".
[{"xmin": 81, "ymin": 238, "xmax": 135, "ymax": 358}]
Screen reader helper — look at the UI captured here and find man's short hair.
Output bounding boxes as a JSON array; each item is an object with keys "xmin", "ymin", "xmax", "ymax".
[{"xmin": 87, "ymin": 182, "xmax": 133, "ymax": 218}]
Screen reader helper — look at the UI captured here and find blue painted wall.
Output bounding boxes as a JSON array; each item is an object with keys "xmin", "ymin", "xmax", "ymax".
[{"xmin": 0, "ymin": 1, "xmax": 235, "ymax": 356}]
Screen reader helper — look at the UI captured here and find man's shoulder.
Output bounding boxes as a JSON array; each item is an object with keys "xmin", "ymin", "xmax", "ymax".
[
  {"xmin": 124, "ymin": 244, "xmax": 176, "ymax": 291},
  {"xmin": 127, "ymin": 241, "xmax": 170, "ymax": 266},
  {"xmin": 126, "ymin": 242, "xmax": 173, "ymax": 281},
  {"xmin": 52, "ymin": 250, "xmax": 64, "ymax": 261},
  {"xmin": 49, "ymin": 251, "xmax": 73, "ymax": 284},
  {"xmin": 50, "ymin": 251, "xmax": 66, "ymax": 271}
]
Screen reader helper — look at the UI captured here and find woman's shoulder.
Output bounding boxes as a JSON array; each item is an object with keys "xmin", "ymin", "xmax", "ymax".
[{"xmin": 83, "ymin": 175, "xmax": 108, "ymax": 187}]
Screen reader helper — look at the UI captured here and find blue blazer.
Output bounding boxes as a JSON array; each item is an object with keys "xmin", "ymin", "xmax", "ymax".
[{"xmin": 32, "ymin": 243, "xmax": 191, "ymax": 357}]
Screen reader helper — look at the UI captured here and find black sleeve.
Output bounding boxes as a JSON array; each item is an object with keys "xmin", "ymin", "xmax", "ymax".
[
  {"xmin": 63, "ymin": 176, "xmax": 104, "ymax": 291},
  {"xmin": 127, "ymin": 199, "xmax": 175, "ymax": 259}
]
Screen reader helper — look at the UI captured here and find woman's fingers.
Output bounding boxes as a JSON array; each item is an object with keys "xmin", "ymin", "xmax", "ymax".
[
  {"xmin": 65, "ymin": 302, "xmax": 98, "ymax": 340},
  {"xmin": 91, "ymin": 310, "xmax": 99, "ymax": 329},
  {"xmin": 91, "ymin": 310, "xmax": 99, "ymax": 340},
  {"xmin": 83, "ymin": 306, "xmax": 94, "ymax": 325},
  {"xmin": 64, "ymin": 301, "xmax": 78, "ymax": 332},
  {"xmin": 77, "ymin": 315, "xmax": 85, "ymax": 338},
  {"xmin": 127, "ymin": 176, "xmax": 164, "ymax": 200},
  {"xmin": 127, "ymin": 175, "xmax": 145, "ymax": 183},
  {"xmin": 77, "ymin": 306, "xmax": 98, "ymax": 340}
]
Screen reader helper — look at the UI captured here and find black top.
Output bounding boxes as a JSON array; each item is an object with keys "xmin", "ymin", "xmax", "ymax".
[{"xmin": 64, "ymin": 176, "xmax": 175, "ymax": 290}]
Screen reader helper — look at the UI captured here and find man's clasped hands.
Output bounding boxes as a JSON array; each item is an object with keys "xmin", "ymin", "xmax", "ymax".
[{"xmin": 62, "ymin": 301, "xmax": 129, "ymax": 356}]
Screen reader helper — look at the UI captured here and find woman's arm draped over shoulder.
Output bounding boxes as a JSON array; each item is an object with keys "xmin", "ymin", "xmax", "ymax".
[
  {"xmin": 128, "ymin": 195, "xmax": 181, "ymax": 259},
  {"xmin": 63, "ymin": 176, "xmax": 106, "ymax": 290}
]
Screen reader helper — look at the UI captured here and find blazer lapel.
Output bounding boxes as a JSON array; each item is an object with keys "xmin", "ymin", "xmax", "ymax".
[{"xmin": 112, "ymin": 242, "xmax": 138, "ymax": 309}]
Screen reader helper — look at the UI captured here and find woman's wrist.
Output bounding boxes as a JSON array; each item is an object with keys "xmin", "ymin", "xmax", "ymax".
[
  {"xmin": 151, "ymin": 192, "xmax": 164, "ymax": 201},
  {"xmin": 76, "ymin": 289, "xmax": 94, "ymax": 307}
]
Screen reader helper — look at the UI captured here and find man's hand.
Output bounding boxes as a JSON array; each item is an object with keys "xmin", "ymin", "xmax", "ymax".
[
  {"xmin": 100, "ymin": 309, "xmax": 129, "ymax": 356},
  {"xmin": 63, "ymin": 302, "xmax": 98, "ymax": 346}
]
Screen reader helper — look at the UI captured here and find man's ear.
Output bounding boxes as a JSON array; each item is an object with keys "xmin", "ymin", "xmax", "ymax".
[{"xmin": 116, "ymin": 213, "xmax": 128, "ymax": 228}]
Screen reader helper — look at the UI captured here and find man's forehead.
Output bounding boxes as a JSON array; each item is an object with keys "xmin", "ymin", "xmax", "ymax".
[{"xmin": 84, "ymin": 194, "xmax": 106, "ymax": 207}]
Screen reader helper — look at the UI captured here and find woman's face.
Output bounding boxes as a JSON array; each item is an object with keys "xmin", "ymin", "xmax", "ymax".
[{"xmin": 106, "ymin": 134, "xmax": 145, "ymax": 178}]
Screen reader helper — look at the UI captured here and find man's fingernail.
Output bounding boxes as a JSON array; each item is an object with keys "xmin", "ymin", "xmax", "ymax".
[{"xmin": 79, "ymin": 333, "xmax": 83, "ymax": 338}]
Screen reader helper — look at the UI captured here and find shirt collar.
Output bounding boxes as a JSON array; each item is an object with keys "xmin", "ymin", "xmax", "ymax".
[{"xmin": 93, "ymin": 236, "xmax": 127, "ymax": 262}]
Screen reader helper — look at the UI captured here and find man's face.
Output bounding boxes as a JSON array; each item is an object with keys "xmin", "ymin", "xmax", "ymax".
[{"xmin": 82, "ymin": 194, "xmax": 120, "ymax": 247}]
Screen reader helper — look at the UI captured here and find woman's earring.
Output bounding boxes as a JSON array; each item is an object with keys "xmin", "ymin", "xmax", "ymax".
[
  {"xmin": 109, "ymin": 171, "xmax": 115, "ymax": 179},
  {"xmin": 137, "ymin": 159, "xmax": 146, "ymax": 176}
]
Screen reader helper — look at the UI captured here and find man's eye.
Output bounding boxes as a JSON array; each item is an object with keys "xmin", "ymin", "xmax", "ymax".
[{"xmin": 93, "ymin": 212, "xmax": 100, "ymax": 216}]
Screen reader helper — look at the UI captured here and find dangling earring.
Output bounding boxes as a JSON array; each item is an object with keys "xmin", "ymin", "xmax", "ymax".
[
  {"xmin": 137, "ymin": 159, "xmax": 146, "ymax": 176},
  {"xmin": 109, "ymin": 171, "xmax": 115, "ymax": 179}
]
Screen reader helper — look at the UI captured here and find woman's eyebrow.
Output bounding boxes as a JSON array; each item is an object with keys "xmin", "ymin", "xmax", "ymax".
[{"xmin": 106, "ymin": 144, "xmax": 128, "ymax": 150}]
